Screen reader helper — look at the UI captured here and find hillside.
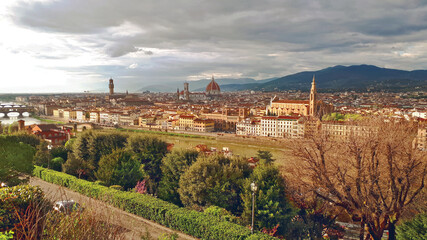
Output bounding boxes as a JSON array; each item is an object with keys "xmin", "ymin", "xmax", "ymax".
[{"xmin": 221, "ymin": 65, "xmax": 427, "ymax": 92}]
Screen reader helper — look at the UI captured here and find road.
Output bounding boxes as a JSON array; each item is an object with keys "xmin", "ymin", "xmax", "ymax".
[{"xmin": 30, "ymin": 178, "xmax": 197, "ymax": 240}]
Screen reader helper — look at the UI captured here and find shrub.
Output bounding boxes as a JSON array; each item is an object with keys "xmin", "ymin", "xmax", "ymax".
[
  {"xmin": 62, "ymin": 154, "xmax": 92, "ymax": 179},
  {"xmin": 396, "ymin": 213, "xmax": 427, "ymax": 240},
  {"xmin": 33, "ymin": 166, "xmax": 275, "ymax": 239},
  {"xmin": 50, "ymin": 157, "xmax": 64, "ymax": 171},
  {"xmin": 110, "ymin": 185, "xmax": 124, "ymax": 191},
  {"xmin": 0, "ymin": 185, "xmax": 50, "ymax": 238},
  {"xmin": 204, "ymin": 205, "xmax": 238, "ymax": 223},
  {"xmin": 135, "ymin": 180, "xmax": 147, "ymax": 194},
  {"xmin": 50, "ymin": 146, "xmax": 68, "ymax": 161},
  {"xmin": 43, "ymin": 209, "xmax": 126, "ymax": 240},
  {"xmin": 0, "ymin": 231, "xmax": 14, "ymax": 240}
]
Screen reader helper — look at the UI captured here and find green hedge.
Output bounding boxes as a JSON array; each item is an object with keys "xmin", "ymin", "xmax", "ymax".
[{"xmin": 33, "ymin": 166, "xmax": 276, "ymax": 240}]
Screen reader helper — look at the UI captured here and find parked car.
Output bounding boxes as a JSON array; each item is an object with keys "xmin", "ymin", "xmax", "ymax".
[{"xmin": 53, "ymin": 200, "xmax": 82, "ymax": 213}]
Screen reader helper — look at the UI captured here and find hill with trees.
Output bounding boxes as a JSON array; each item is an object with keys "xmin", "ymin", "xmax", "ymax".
[{"xmin": 220, "ymin": 65, "xmax": 427, "ymax": 92}]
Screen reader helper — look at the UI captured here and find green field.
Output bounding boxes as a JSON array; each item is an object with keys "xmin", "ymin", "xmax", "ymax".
[
  {"xmin": 102, "ymin": 129, "xmax": 293, "ymax": 167},
  {"xmin": 32, "ymin": 115, "xmax": 66, "ymax": 124}
]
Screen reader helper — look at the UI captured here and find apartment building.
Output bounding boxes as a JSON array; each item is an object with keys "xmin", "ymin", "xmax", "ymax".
[
  {"xmin": 193, "ymin": 119, "xmax": 215, "ymax": 132},
  {"xmin": 236, "ymin": 120, "xmax": 260, "ymax": 136},
  {"xmin": 89, "ymin": 111, "xmax": 100, "ymax": 123},
  {"xmin": 179, "ymin": 115, "xmax": 196, "ymax": 131},
  {"xmin": 260, "ymin": 116, "xmax": 303, "ymax": 138}
]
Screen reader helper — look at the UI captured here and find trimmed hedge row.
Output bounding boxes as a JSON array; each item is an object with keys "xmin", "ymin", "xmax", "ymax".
[{"xmin": 33, "ymin": 166, "xmax": 276, "ymax": 240}]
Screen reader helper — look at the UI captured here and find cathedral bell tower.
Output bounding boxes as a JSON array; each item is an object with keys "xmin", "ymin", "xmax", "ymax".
[
  {"xmin": 184, "ymin": 82, "xmax": 190, "ymax": 101},
  {"xmin": 309, "ymin": 75, "xmax": 317, "ymax": 117}
]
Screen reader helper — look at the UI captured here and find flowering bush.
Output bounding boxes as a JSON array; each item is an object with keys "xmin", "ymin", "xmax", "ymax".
[{"xmin": 135, "ymin": 180, "xmax": 147, "ymax": 194}]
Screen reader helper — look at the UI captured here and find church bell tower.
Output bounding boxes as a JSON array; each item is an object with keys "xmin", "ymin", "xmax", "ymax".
[{"xmin": 309, "ymin": 75, "xmax": 317, "ymax": 117}]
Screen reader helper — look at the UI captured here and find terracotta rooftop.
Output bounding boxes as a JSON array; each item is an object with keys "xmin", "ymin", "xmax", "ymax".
[{"xmin": 272, "ymin": 100, "xmax": 309, "ymax": 104}]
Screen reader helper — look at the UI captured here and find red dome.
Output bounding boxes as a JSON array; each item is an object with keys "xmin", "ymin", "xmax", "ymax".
[{"xmin": 206, "ymin": 76, "xmax": 220, "ymax": 93}]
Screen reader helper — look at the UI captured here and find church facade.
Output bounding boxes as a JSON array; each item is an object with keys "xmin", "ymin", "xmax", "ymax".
[{"xmin": 266, "ymin": 76, "xmax": 333, "ymax": 118}]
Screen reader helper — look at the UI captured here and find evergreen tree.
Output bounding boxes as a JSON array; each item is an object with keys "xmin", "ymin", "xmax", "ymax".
[
  {"xmin": 73, "ymin": 131, "xmax": 128, "ymax": 177},
  {"xmin": 158, "ymin": 150, "xmax": 199, "ymax": 206},
  {"xmin": 62, "ymin": 153, "xmax": 92, "ymax": 179},
  {"xmin": 0, "ymin": 136, "xmax": 35, "ymax": 185},
  {"xmin": 34, "ymin": 141, "xmax": 51, "ymax": 168},
  {"xmin": 6, "ymin": 132, "xmax": 40, "ymax": 147},
  {"xmin": 95, "ymin": 149, "xmax": 143, "ymax": 190},
  {"xmin": 50, "ymin": 146, "xmax": 68, "ymax": 161},
  {"xmin": 178, "ymin": 155, "xmax": 250, "ymax": 214},
  {"xmin": 126, "ymin": 135, "xmax": 168, "ymax": 193},
  {"xmin": 256, "ymin": 150, "xmax": 274, "ymax": 164},
  {"xmin": 241, "ymin": 161, "xmax": 293, "ymax": 235}
]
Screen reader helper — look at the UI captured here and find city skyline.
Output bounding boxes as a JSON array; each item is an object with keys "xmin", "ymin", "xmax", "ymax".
[{"xmin": 1, "ymin": 0, "xmax": 427, "ymax": 93}]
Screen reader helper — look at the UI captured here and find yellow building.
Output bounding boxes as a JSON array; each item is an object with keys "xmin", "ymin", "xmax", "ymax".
[
  {"xmin": 179, "ymin": 115, "xmax": 196, "ymax": 130},
  {"xmin": 193, "ymin": 119, "xmax": 215, "ymax": 132},
  {"xmin": 53, "ymin": 109, "xmax": 64, "ymax": 118}
]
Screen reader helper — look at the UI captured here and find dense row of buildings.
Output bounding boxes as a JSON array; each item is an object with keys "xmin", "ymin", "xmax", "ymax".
[{"xmin": 11, "ymin": 76, "xmax": 426, "ymax": 150}]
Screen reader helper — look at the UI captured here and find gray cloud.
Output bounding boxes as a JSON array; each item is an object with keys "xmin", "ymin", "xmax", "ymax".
[
  {"xmin": 9, "ymin": 0, "xmax": 427, "ymax": 90},
  {"xmin": 106, "ymin": 43, "xmax": 140, "ymax": 57}
]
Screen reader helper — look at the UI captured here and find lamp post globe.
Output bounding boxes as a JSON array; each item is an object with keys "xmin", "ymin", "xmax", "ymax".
[
  {"xmin": 251, "ymin": 182, "xmax": 257, "ymax": 192},
  {"xmin": 251, "ymin": 181, "xmax": 257, "ymax": 234}
]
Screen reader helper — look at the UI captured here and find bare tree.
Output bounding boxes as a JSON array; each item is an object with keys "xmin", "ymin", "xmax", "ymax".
[{"xmin": 287, "ymin": 118, "xmax": 426, "ymax": 240}]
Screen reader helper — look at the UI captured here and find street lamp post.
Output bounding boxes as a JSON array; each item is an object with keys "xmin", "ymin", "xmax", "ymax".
[{"xmin": 250, "ymin": 181, "xmax": 257, "ymax": 234}]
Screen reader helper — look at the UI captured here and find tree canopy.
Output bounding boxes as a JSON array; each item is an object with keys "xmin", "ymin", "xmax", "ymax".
[
  {"xmin": 158, "ymin": 149, "xmax": 199, "ymax": 206},
  {"xmin": 95, "ymin": 149, "xmax": 143, "ymax": 190},
  {"xmin": 126, "ymin": 135, "xmax": 168, "ymax": 193},
  {"xmin": 241, "ymin": 160, "xmax": 293, "ymax": 235},
  {"xmin": 178, "ymin": 155, "xmax": 250, "ymax": 214},
  {"xmin": 0, "ymin": 136, "xmax": 35, "ymax": 186},
  {"xmin": 71, "ymin": 131, "xmax": 128, "ymax": 178},
  {"xmin": 288, "ymin": 119, "xmax": 426, "ymax": 240}
]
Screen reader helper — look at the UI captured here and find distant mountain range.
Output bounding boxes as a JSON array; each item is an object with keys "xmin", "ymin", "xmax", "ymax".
[
  {"xmin": 137, "ymin": 78, "xmax": 276, "ymax": 92},
  {"xmin": 138, "ymin": 65, "xmax": 427, "ymax": 93},
  {"xmin": 220, "ymin": 65, "xmax": 427, "ymax": 92}
]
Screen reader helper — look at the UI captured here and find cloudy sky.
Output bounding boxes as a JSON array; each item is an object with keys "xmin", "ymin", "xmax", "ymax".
[{"xmin": 1, "ymin": 0, "xmax": 427, "ymax": 93}]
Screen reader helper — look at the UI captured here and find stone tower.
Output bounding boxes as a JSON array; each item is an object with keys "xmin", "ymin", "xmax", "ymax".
[
  {"xmin": 309, "ymin": 75, "xmax": 317, "ymax": 117},
  {"xmin": 18, "ymin": 120, "xmax": 25, "ymax": 131},
  {"xmin": 184, "ymin": 82, "xmax": 189, "ymax": 101},
  {"xmin": 109, "ymin": 78, "xmax": 114, "ymax": 95}
]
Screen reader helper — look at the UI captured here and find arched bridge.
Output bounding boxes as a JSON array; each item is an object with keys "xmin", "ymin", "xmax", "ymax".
[{"xmin": 0, "ymin": 104, "xmax": 35, "ymax": 117}]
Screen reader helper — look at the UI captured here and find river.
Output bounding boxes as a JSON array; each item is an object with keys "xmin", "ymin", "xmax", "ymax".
[{"xmin": 0, "ymin": 102, "xmax": 41, "ymax": 125}]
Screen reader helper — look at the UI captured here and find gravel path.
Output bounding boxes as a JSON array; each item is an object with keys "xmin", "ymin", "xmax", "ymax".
[{"xmin": 30, "ymin": 178, "xmax": 197, "ymax": 240}]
